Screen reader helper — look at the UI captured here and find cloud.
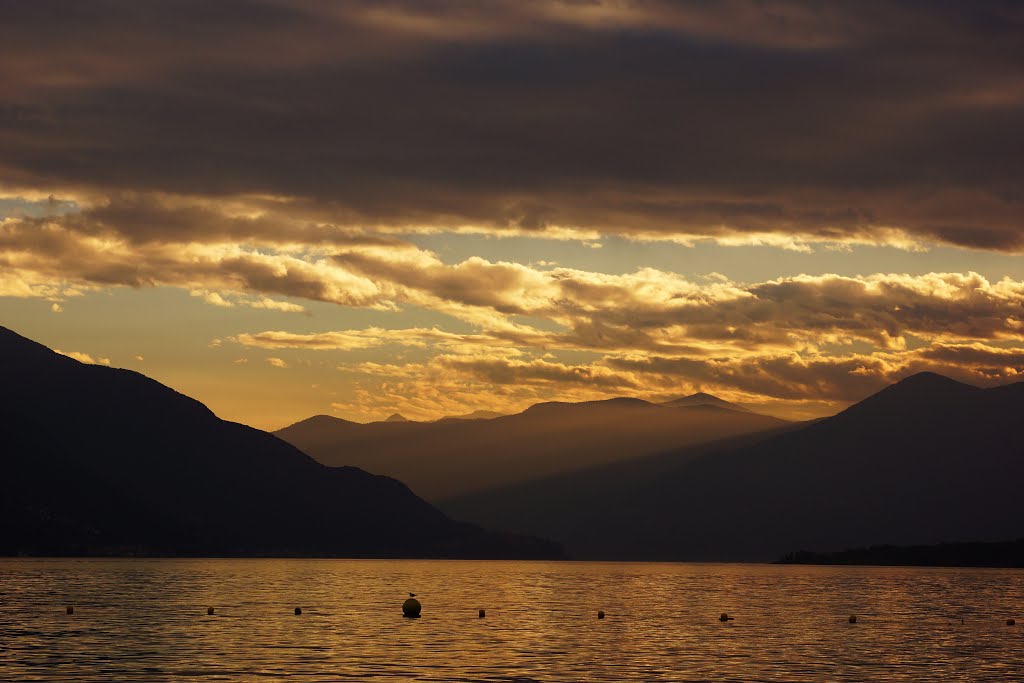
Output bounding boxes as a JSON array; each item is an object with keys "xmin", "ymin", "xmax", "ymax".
[
  {"xmin": 189, "ymin": 289, "xmax": 307, "ymax": 313},
  {"xmin": 233, "ymin": 263, "xmax": 1024, "ymax": 357},
  {"xmin": 10, "ymin": 195, "xmax": 1024, "ymax": 364},
  {"xmin": 235, "ymin": 327, "xmax": 491, "ymax": 351},
  {"xmin": 3, "ymin": 1, "xmax": 1024, "ymax": 421},
  {"xmin": 54, "ymin": 349, "xmax": 110, "ymax": 365},
  {"xmin": 265, "ymin": 357, "xmax": 288, "ymax": 368},
  {"xmin": 327, "ymin": 338, "xmax": 1024, "ymax": 422},
  {"xmin": 0, "ymin": 1, "xmax": 1021, "ymax": 250}
]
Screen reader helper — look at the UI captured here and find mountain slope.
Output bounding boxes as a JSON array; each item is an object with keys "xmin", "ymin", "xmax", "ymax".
[
  {"xmin": 277, "ymin": 398, "xmax": 786, "ymax": 500},
  {"xmin": 661, "ymin": 392, "xmax": 749, "ymax": 411},
  {"xmin": 440, "ymin": 422, "xmax": 802, "ymax": 544},
  {"xmin": 0, "ymin": 326, "xmax": 559, "ymax": 558},
  {"xmin": 778, "ymin": 538, "xmax": 1024, "ymax": 568},
  {"xmin": 568, "ymin": 373, "xmax": 1024, "ymax": 561},
  {"xmin": 440, "ymin": 410, "xmax": 505, "ymax": 421}
]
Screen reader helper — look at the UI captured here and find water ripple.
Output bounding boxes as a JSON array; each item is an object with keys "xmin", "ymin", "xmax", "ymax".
[{"xmin": 0, "ymin": 559, "xmax": 1021, "ymax": 681}]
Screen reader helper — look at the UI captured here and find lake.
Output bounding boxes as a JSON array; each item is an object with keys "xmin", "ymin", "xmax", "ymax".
[{"xmin": 0, "ymin": 559, "xmax": 1021, "ymax": 681}]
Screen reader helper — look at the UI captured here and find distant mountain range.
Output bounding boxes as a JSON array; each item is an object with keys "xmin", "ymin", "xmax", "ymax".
[
  {"xmin": 11, "ymin": 320, "xmax": 1021, "ymax": 564},
  {"xmin": 440, "ymin": 410, "xmax": 506, "ymax": 421},
  {"xmin": 444, "ymin": 371, "xmax": 1024, "ymax": 562},
  {"xmin": 660, "ymin": 392, "xmax": 750, "ymax": 411},
  {"xmin": 778, "ymin": 539, "xmax": 1024, "ymax": 568},
  {"xmin": 276, "ymin": 395, "xmax": 785, "ymax": 500},
  {"xmin": 0, "ymin": 326, "xmax": 559, "ymax": 559}
]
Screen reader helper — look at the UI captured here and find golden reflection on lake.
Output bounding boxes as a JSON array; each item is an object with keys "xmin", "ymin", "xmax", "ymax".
[{"xmin": 1, "ymin": 559, "xmax": 1022, "ymax": 681}]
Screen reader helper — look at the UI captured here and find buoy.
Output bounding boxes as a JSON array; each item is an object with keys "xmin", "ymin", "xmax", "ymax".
[
  {"xmin": 403, "ymin": 598, "xmax": 422, "ymax": 618},
  {"xmin": 849, "ymin": 615, "xmax": 857, "ymax": 624},
  {"xmin": 479, "ymin": 609, "xmax": 486, "ymax": 618},
  {"xmin": 1008, "ymin": 618, "xmax": 1016, "ymax": 626},
  {"xmin": 207, "ymin": 607, "xmax": 215, "ymax": 615},
  {"xmin": 295, "ymin": 607, "xmax": 302, "ymax": 615},
  {"xmin": 597, "ymin": 610, "xmax": 605, "ymax": 619},
  {"xmin": 66, "ymin": 606, "xmax": 74, "ymax": 615},
  {"xmin": 719, "ymin": 613, "xmax": 733, "ymax": 622}
]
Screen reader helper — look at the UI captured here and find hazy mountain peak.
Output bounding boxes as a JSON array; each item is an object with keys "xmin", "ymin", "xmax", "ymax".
[
  {"xmin": 661, "ymin": 392, "xmax": 749, "ymax": 412},
  {"xmin": 440, "ymin": 410, "xmax": 505, "ymax": 421},
  {"xmin": 293, "ymin": 414, "xmax": 359, "ymax": 428},
  {"xmin": 890, "ymin": 371, "xmax": 978, "ymax": 392},
  {"xmin": 385, "ymin": 412, "xmax": 410, "ymax": 423},
  {"xmin": 850, "ymin": 372, "xmax": 979, "ymax": 412},
  {"xmin": 524, "ymin": 396, "xmax": 654, "ymax": 415}
]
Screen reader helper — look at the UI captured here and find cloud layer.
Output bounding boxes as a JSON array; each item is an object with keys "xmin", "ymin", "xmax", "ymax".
[
  {"xmin": 3, "ymin": 1, "xmax": 1024, "ymax": 422},
  {"xmin": 1, "ymin": 0, "xmax": 1022, "ymax": 249}
]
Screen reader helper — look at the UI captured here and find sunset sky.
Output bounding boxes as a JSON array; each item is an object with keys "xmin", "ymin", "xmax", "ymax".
[{"xmin": 2, "ymin": 1, "xmax": 1023, "ymax": 430}]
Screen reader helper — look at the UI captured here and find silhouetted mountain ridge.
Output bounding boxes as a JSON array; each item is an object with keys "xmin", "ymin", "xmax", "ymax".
[
  {"xmin": 661, "ymin": 392, "xmax": 749, "ymax": 412},
  {"xmin": 564, "ymin": 372, "xmax": 1024, "ymax": 560},
  {"xmin": 778, "ymin": 538, "xmax": 1024, "ymax": 568},
  {"xmin": 278, "ymin": 395, "xmax": 786, "ymax": 500},
  {"xmin": 522, "ymin": 396, "xmax": 656, "ymax": 415},
  {"xmin": 0, "ymin": 326, "xmax": 559, "ymax": 558}
]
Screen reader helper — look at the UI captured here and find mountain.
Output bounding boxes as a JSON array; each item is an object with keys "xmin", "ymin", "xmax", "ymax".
[
  {"xmin": 660, "ymin": 392, "xmax": 749, "ymax": 411},
  {"xmin": 384, "ymin": 413, "xmax": 410, "ymax": 423},
  {"xmin": 0, "ymin": 326, "xmax": 559, "ymax": 558},
  {"xmin": 277, "ymin": 399, "xmax": 787, "ymax": 501},
  {"xmin": 440, "ymin": 422, "xmax": 801, "ymax": 547},
  {"xmin": 778, "ymin": 539, "xmax": 1024, "ymax": 568},
  {"xmin": 440, "ymin": 410, "xmax": 505, "ymax": 421},
  {"xmin": 564, "ymin": 372, "xmax": 1024, "ymax": 561}
]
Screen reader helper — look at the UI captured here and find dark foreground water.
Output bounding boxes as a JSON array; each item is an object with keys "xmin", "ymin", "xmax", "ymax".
[{"xmin": 0, "ymin": 559, "xmax": 1022, "ymax": 681}]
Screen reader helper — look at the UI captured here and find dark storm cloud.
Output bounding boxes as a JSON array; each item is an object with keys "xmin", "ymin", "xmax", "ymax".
[{"xmin": 1, "ymin": 0, "xmax": 1022, "ymax": 248}]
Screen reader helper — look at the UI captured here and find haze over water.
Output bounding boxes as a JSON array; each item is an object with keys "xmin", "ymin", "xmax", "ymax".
[{"xmin": 1, "ymin": 559, "xmax": 1022, "ymax": 682}]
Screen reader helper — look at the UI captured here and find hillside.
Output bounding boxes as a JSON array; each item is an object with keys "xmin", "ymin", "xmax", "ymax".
[
  {"xmin": 567, "ymin": 373, "xmax": 1024, "ymax": 561},
  {"xmin": 440, "ymin": 422, "xmax": 801, "ymax": 545},
  {"xmin": 660, "ymin": 392, "xmax": 749, "ymax": 411},
  {"xmin": 0, "ymin": 326, "xmax": 559, "ymax": 558},
  {"xmin": 778, "ymin": 538, "xmax": 1024, "ymax": 568},
  {"xmin": 277, "ymin": 397, "xmax": 786, "ymax": 500}
]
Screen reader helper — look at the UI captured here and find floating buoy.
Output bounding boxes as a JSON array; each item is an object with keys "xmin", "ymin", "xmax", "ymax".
[
  {"xmin": 295, "ymin": 607, "xmax": 302, "ymax": 616},
  {"xmin": 479, "ymin": 609, "xmax": 486, "ymax": 618},
  {"xmin": 207, "ymin": 607, "xmax": 215, "ymax": 615},
  {"xmin": 597, "ymin": 610, "xmax": 605, "ymax": 619},
  {"xmin": 403, "ymin": 598, "xmax": 421, "ymax": 618},
  {"xmin": 1008, "ymin": 618, "xmax": 1016, "ymax": 626},
  {"xmin": 66, "ymin": 606, "xmax": 74, "ymax": 615},
  {"xmin": 849, "ymin": 615, "xmax": 857, "ymax": 624},
  {"xmin": 719, "ymin": 613, "xmax": 733, "ymax": 622}
]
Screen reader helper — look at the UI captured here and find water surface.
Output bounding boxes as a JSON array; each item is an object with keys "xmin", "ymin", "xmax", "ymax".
[{"xmin": 1, "ymin": 559, "xmax": 1021, "ymax": 681}]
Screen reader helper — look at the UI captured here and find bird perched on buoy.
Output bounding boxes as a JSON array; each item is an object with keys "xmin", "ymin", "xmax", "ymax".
[{"xmin": 408, "ymin": 592, "xmax": 417, "ymax": 598}]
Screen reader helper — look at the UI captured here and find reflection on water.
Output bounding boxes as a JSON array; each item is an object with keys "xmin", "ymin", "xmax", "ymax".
[{"xmin": 0, "ymin": 559, "xmax": 1022, "ymax": 681}]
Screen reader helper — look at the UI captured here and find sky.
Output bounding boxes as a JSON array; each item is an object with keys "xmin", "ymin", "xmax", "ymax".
[{"xmin": 1, "ymin": 0, "xmax": 1023, "ymax": 430}]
